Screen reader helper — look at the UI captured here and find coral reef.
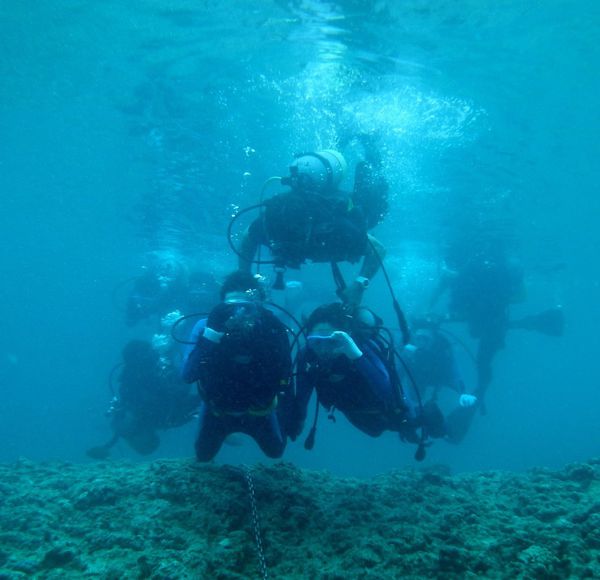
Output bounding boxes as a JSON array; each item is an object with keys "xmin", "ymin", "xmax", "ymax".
[{"xmin": 0, "ymin": 458, "xmax": 599, "ymax": 578}]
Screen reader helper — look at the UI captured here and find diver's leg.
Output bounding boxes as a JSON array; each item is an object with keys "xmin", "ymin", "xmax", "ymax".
[
  {"xmin": 245, "ymin": 413, "xmax": 286, "ymax": 458},
  {"xmin": 360, "ymin": 234, "xmax": 386, "ymax": 279},
  {"xmin": 340, "ymin": 234, "xmax": 387, "ymax": 307},
  {"xmin": 421, "ymin": 401, "xmax": 447, "ymax": 439},
  {"xmin": 237, "ymin": 219, "xmax": 263, "ymax": 273},
  {"xmin": 195, "ymin": 403, "xmax": 229, "ymax": 462},
  {"xmin": 475, "ymin": 326, "xmax": 506, "ymax": 410}
]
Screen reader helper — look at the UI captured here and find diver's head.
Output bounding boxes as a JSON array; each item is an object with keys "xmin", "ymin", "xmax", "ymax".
[
  {"xmin": 220, "ymin": 270, "xmax": 266, "ymax": 303},
  {"xmin": 305, "ymin": 302, "xmax": 384, "ymax": 336},
  {"xmin": 413, "ymin": 328, "xmax": 434, "ymax": 351},
  {"xmin": 306, "ymin": 302, "xmax": 352, "ymax": 335},
  {"xmin": 284, "ymin": 150, "xmax": 347, "ymax": 195},
  {"xmin": 144, "ymin": 250, "xmax": 186, "ymax": 289},
  {"xmin": 305, "ymin": 303, "xmax": 354, "ymax": 360},
  {"xmin": 122, "ymin": 339, "xmax": 157, "ymax": 367},
  {"xmin": 352, "ymin": 307, "xmax": 383, "ymax": 338}
]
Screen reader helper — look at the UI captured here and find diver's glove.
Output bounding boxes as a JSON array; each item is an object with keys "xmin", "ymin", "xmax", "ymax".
[
  {"xmin": 207, "ymin": 303, "xmax": 236, "ymax": 331},
  {"xmin": 204, "ymin": 303, "xmax": 235, "ymax": 343},
  {"xmin": 331, "ymin": 331, "xmax": 363, "ymax": 360},
  {"xmin": 459, "ymin": 394, "xmax": 478, "ymax": 408}
]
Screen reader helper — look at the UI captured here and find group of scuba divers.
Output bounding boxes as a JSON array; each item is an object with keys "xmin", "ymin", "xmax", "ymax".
[{"xmin": 88, "ymin": 137, "xmax": 564, "ymax": 463}]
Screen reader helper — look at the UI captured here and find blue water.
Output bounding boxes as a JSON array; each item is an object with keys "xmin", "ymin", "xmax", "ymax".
[{"xmin": 1, "ymin": 0, "xmax": 598, "ymax": 476}]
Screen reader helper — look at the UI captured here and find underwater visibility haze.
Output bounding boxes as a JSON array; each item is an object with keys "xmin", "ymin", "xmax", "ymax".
[
  {"xmin": 1, "ymin": 0, "xmax": 599, "ymax": 477},
  {"xmin": 3, "ymin": 1, "xmax": 600, "ymax": 578}
]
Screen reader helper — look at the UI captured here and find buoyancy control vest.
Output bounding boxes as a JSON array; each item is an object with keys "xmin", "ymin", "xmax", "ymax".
[
  {"xmin": 261, "ymin": 190, "xmax": 368, "ymax": 268},
  {"xmin": 198, "ymin": 304, "xmax": 292, "ymax": 414}
]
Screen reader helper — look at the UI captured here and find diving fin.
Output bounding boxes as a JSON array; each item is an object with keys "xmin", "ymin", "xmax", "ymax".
[
  {"xmin": 445, "ymin": 405, "xmax": 478, "ymax": 445},
  {"xmin": 510, "ymin": 306, "xmax": 564, "ymax": 337},
  {"xmin": 86, "ymin": 445, "xmax": 112, "ymax": 460},
  {"xmin": 86, "ymin": 433, "xmax": 120, "ymax": 460}
]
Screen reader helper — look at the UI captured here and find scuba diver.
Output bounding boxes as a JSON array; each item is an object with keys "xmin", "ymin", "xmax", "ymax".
[
  {"xmin": 429, "ymin": 235, "xmax": 524, "ymax": 411},
  {"xmin": 125, "ymin": 250, "xmax": 188, "ymax": 326},
  {"xmin": 289, "ymin": 303, "xmax": 446, "ymax": 459},
  {"xmin": 401, "ymin": 318, "xmax": 479, "ymax": 445},
  {"xmin": 87, "ymin": 328, "xmax": 201, "ymax": 459},
  {"xmin": 429, "ymin": 235, "xmax": 564, "ymax": 415},
  {"xmin": 402, "ymin": 319, "xmax": 477, "ymax": 407},
  {"xmin": 181, "ymin": 271, "xmax": 293, "ymax": 461},
  {"xmin": 234, "ymin": 136, "xmax": 389, "ymax": 307},
  {"xmin": 125, "ymin": 250, "xmax": 219, "ymax": 327}
]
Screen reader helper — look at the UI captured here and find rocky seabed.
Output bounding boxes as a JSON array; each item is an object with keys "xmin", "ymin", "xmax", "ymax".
[{"xmin": 1, "ymin": 458, "xmax": 600, "ymax": 578}]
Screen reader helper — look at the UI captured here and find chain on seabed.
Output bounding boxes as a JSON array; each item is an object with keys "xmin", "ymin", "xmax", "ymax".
[{"xmin": 243, "ymin": 464, "xmax": 269, "ymax": 579}]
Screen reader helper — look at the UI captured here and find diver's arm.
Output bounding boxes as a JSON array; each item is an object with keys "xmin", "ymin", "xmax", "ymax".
[
  {"xmin": 428, "ymin": 274, "xmax": 451, "ymax": 312},
  {"xmin": 353, "ymin": 343, "xmax": 393, "ymax": 403},
  {"xmin": 180, "ymin": 319, "xmax": 208, "ymax": 383},
  {"xmin": 359, "ymin": 234, "xmax": 386, "ymax": 280},
  {"xmin": 429, "ymin": 258, "xmax": 463, "ymax": 313},
  {"xmin": 331, "ymin": 331, "xmax": 392, "ymax": 402},
  {"xmin": 448, "ymin": 354, "xmax": 466, "ymax": 394},
  {"xmin": 237, "ymin": 223, "xmax": 260, "ymax": 273},
  {"xmin": 341, "ymin": 234, "xmax": 386, "ymax": 306}
]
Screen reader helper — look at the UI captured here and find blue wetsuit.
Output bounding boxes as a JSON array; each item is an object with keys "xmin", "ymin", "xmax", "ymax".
[
  {"xmin": 181, "ymin": 310, "xmax": 290, "ymax": 461},
  {"xmin": 292, "ymin": 339, "xmax": 415, "ymax": 438}
]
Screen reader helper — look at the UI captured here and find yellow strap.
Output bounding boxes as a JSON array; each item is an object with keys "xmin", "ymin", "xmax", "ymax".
[
  {"xmin": 248, "ymin": 395, "xmax": 278, "ymax": 416},
  {"xmin": 210, "ymin": 395, "xmax": 278, "ymax": 417}
]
